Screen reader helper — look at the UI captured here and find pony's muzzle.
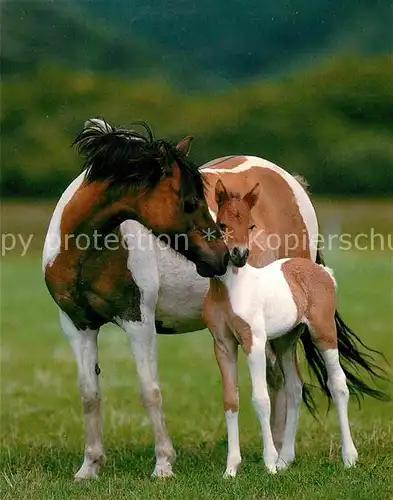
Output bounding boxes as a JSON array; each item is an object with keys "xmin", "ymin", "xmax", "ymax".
[{"xmin": 230, "ymin": 247, "xmax": 249, "ymax": 267}]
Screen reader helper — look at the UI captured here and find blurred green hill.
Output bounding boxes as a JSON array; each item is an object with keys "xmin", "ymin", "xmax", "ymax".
[
  {"xmin": 1, "ymin": 0, "xmax": 207, "ymax": 88},
  {"xmin": 1, "ymin": 1, "xmax": 392, "ymax": 198},
  {"xmin": 2, "ymin": 55, "xmax": 392, "ymax": 197},
  {"xmin": 82, "ymin": 0, "xmax": 393, "ymax": 81}
]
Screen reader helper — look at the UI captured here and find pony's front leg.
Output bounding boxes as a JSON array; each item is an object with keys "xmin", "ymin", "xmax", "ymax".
[
  {"xmin": 247, "ymin": 336, "xmax": 278, "ymax": 473},
  {"xmin": 120, "ymin": 315, "xmax": 175, "ymax": 478},
  {"xmin": 60, "ymin": 312, "xmax": 105, "ymax": 481},
  {"xmin": 213, "ymin": 336, "xmax": 241, "ymax": 478}
]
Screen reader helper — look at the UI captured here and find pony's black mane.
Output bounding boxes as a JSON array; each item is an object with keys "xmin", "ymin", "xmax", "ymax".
[{"xmin": 72, "ymin": 118, "xmax": 204, "ymax": 198}]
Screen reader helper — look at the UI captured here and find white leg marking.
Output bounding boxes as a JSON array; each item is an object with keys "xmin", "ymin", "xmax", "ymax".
[
  {"xmin": 120, "ymin": 318, "xmax": 175, "ymax": 478},
  {"xmin": 247, "ymin": 338, "xmax": 278, "ymax": 473},
  {"xmin": 277, "ymin": 349, "xmax": 302, "ymax": 470},
  {"xmin": 212, "ymin": 337, "xmax": 241, "ymax": 478},
  {"xmin": 224, "ymin": 408, "xmax": 242, "ymax": 478},
  {"xmin": 60, "ymin": 311, "xmax": 105, "ymax": 481},
  {"xmin": 322, "ymin": 349, "xmax": 358, "ymax": 467}
]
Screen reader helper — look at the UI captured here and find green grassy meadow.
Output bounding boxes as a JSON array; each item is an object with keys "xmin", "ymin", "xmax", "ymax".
[{"xmin": 1, "ymin": 200, "xmax": 392, "ymax": 499}]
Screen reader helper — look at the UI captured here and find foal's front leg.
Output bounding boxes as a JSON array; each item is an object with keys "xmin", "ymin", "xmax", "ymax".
[
  {"xmin": 247, "ymin": 335, "xmax": 278, "ymax": 473},
  {"xmin": 119, "ymin": 315, "xmax": 176, "ymax": 478},
  {"xmin": 213, "ymin": 335, "xmax": 241, "ymax": 478}
]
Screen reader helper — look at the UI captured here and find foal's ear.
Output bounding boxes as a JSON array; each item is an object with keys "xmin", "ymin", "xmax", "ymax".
[
  {"xmin": 243, "ymin": 182, "xmax": 260, "ymax": 209},
  {"xmin": 215, "ymin": 179, "xmax": 229, "ymax": 208},
  {"xmin": 176, "ymin": 136, "xmax": 193, "ymax": 156}
]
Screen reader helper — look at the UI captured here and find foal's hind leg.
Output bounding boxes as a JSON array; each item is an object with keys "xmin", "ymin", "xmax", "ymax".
[
  {"xmin": 276, "ymin": 346, "xmax": 303, "ymax": 470},
  {"xmin": 309, "ymin": 310, "xmax": 358, "ymax": 467},
  {"xmin": 320, "ymin": 348, "xmax": 358, "ymax": 467},
  {"xmin": 60, "ymin": 311, "xmax": 105, "ymax": 481}
]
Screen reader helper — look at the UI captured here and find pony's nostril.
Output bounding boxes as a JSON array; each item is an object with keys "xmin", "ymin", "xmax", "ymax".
[{"xmin": 232, "ymin": 247, "xmax": 240, "ymax": 257}]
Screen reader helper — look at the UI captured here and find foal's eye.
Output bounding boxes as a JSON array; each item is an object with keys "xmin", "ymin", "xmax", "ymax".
[
  {"xmin": 249, "ymin": 224, "xmax": 256, "ymax": 231},
  {"xmin": 184, "ymin": 200, "xmax": 198, "ymax": 213},
  {"xmin": 219, "ymin": 223, "xmax": 227, "ymax": 232}
]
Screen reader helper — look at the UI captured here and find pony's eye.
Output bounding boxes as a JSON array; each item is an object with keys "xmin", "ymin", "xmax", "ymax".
[
  {"xmin": 219, "ymin": 223, "xmax": 227, "ymax": 232},
  {"xmin": 184, "ymin": 200, "xmax": 198, "ymax": 213},
  {"xmin": 249, "ymin": 224, "xmax": 256, "ymax": 231}
]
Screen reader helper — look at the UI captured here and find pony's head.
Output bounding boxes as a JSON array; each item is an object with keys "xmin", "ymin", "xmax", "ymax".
[
  {"xmin": 215, "ymin": 179, "xmax": 260, "ymax": 267},
  {"xmin": 73, "ymin": 118, "xmax": 228, "ymax": 277}
]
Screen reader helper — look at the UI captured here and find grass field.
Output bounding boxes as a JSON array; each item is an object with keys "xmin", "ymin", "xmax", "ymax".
[{"xmin": 1, "ymin": 200, "xmax": 392, "ymax": 499}]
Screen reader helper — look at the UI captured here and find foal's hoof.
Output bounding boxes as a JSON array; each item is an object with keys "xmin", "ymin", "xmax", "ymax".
[
  {"xmin": 264, "ymin": 451, "xmax": 279, "ymax": 474},
  {"xmin": 151, "ymin": 464, "xmax": 175, "ymax": 478},
  {"xmin": 223, "ymin": 467, "xmax": 238, "ymax": 478},
  {"xmin": 276, "ymin": 452, "xmax": 295, "ymax": 471},
  {"xmin": 266, "ymin": 464, "xmax": 277, "ymax": 474}
]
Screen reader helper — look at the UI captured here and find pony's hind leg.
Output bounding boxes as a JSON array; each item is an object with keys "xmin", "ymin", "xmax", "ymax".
[
  {"xmin": 246, "ymin": 335, "xmax": 278, "ymax": 473},
  {"xmin": 120, "ymin": 317, "xmax": 175, "ymax": 478},
  {"xmin": 321, "ymin": 348, "xmax": 358, "ymax": 467},
  {"xmin": 276, "ymin": 346, "xmax": 303, "ymax": 470},
  {"xmin": 60, "ymin": 311, "xmax": 105, "ymax": 481}
]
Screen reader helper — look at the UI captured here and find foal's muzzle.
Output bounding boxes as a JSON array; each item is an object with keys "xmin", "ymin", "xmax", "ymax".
[{"xmin": 230, "ymin": 247, "xmax": 249, "ymax": 267}]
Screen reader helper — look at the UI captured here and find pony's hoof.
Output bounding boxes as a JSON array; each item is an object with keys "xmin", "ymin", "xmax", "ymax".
[
  {"xmin": 74, "ymin": 467, "xmax": 99, "ymax": 482},
  {"xmin": 151, "ymin": 464, "xmax": 175, "ymax": 478},
  {"xmin": 74, "ymin": 457, "xmax": 104, "ymax": 482},
  {"xmin": 343, "ymin": 449, "xmax": 358, "ymax": 468}
]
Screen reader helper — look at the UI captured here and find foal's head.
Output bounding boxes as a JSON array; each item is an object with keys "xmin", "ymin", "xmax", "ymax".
[
  {"xmin": 73, "ymin": 118, "xmax": 228, "ymax": 277},
  {"xmin": 215, "ymin": 179, "xmax": 260, "ymax": 267}
]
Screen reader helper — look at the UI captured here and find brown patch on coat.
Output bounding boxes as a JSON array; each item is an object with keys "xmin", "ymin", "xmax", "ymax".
[
  {"xmin": 281, "ymin": 258, "xmax": 337, "ymax": 350},
  {"xmin": 82, "ymin": 227, "xmax": 142, "ymax": 323},
  {"xmin": 214, "ymin": 340, "xmax": 239, "ymax": 413},
  {"xmin": 201, "ymin": 155, "xmax": 248, "ymax": 170},
  {"xmin": 203, "ymin": 279, "xmax": 253, "ymax": 356},
  {"xmin": 203, "ymin": 166, "xmax": 310, "ymax": 267},
  {"xmin": 45, "ymin": 181, "xmax": 142, "ymax": 330}
]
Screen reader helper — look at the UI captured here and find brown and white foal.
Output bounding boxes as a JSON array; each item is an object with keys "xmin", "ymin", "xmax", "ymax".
[{"xmin": 203, "ymin": 180, "xmax": 358, "ymax": 476}]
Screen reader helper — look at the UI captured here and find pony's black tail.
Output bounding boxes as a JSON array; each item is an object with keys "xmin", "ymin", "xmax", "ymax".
[{"xmin": 300, "ymin": 248, "xmax": 390, "ymax": 412}]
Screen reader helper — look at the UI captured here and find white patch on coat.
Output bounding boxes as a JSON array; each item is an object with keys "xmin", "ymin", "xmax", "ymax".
[
  {"xmin": 119, "ymin": 220, "xmax": 208, "ymax": 333},
  {"xmin": 222, "ymin": 259, "xmax": 298, "ymax": 340},
  {"xmin": 154, "ymin": 246, "xmax": 209, "ymax": 333},
  {"xmin": 42, "ymin": 171, "xmax": 86, "ymax": 271},
  {"xmin": 202, "ymin": 156, "xmax": 319, "ymax": 261},
  {"xmin": 120, "ymin": 220, "xmax": 160, "ymax": 319}
]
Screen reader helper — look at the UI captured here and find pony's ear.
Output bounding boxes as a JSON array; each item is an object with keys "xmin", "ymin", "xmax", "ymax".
[
  {"xmin": 176, "ymin": 136, "xmax": 193, "ymax": 156},
  {"xmin": 243, "ymin": 182, "xmax": 260, "ymax": 209},
  {"xmin": 215, "ymin": 179, "xmax": 229, "ymax": 208}
]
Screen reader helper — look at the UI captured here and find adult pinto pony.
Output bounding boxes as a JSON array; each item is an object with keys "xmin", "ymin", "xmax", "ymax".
[{"xmin": 43, "ymin": 119, "xmax": 228, "ymax": 481}]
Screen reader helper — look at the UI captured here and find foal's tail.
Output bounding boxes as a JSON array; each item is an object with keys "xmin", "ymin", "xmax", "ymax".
[{"xmin": 301, "ymin": 248, "xmax": 390, "ymax": 413}]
